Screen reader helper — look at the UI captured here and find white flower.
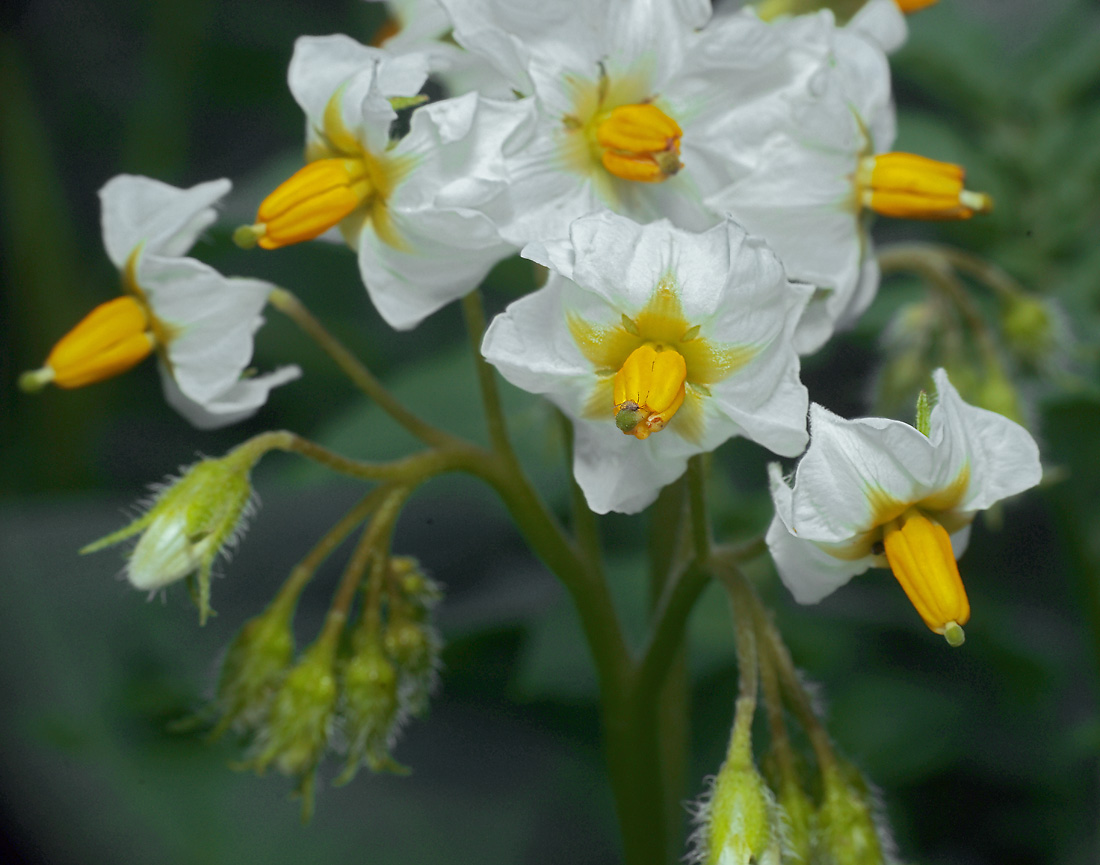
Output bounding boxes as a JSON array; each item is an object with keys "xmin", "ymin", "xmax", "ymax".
[
  {"xmin": 707, "ymin": 13, "xmax": 990, "ymax": 354},
  {"xmin": 437, "ymin": 0, "xmax": 834, "ymax": 245},
  {"xmin": 767, "ymin": 368, "xmax": 1042, "ymax": 643},
  {"xmin": 240, "ymin": 35, "xmax": 536, "ymax": 330},
  {"xmin": 20, "ymin": 175, "xmax": 299, "ymax": 429},
  {"xmin": 847, "ymin": 0, "xmax": 910, "ymax": 52},
  {"xmin": 483, "ymin": 211, "xmax": 811, "ymax": 514}
]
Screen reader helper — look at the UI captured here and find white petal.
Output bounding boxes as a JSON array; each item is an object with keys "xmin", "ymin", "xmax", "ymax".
[
  {"xmin": 158, "ymin": 363, "xmax": 302, "ymax": 430},
  {"xmin": 782, "ymin": 403, "xmax": 938, "ymax": 542},
  {"xmin": 140, "ymin": 256, "xmax": 271, "ymax": 403},
  {"xmin": 100, "ymin": 175, "xmax": 230, "ymax": 268},
  {"xmin": 929, "ymin": 368, "xmax": 1042, "ymax": 512},
  {"xmin": 766, "ymin": 512, "xmax": 871, "ymax": 604},
  {"xmin": 847, "ymin": 0, "xmax": 909, "ymax": 55}
]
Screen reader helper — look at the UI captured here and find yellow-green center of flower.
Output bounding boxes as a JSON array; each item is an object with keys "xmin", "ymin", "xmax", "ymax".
[
  {"xmin": 568, "ymin": 277, "xmax": 757, "ymax": 443},
  {"xmin": 882, "ymin": 508, "xmax": 970, "ymax": 645},
  {"xmin": 593, "ymin": 103, "xmax": 683, "ymax": 184},
  {"xmin": 857, "ymin": 152, "xmax": 992, "ymax": 220},
  {"xmin": 613, "ymin": 344, "xmax": 688, "ymax": 439}
]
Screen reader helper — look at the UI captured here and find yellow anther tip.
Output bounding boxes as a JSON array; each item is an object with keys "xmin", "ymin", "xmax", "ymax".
[
  {"xmin": 943, "ymin": 621, "xmax": 966, "ymax": 647},
  {"xmin": 18, "ymin": 367, "xmax": 54, "ymax": 393},
  {"xmin": 233, "ymin": 224, "xmax": 266, "ymax": 250}
]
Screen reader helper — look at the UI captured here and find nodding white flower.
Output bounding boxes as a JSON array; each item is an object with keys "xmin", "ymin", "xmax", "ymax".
[
  {"xmin": 19, "ymin": 175, "xmax": 299, "ymax": 429},
  {"xmin": 706, "ymin": 20, "xmax": 990, "ymax": 354},
  {"xmin": 767, "ymin": 368, "xmax": 1042, "ymax": 645},
  {"xmin": 237, "ymin": 35, "xmax": 535, "ymax": 330},
  {"xmin": 436, "ymin": 0, "xmax": 833, "ymax": 244},
  {"xmin": 483, "ymin": 211, "xmax": 811, "ymax": 515}
]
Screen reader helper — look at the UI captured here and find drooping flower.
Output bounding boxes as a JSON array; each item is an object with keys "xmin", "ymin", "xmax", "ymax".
[
  {"xmin": 437, "ymin": 0, "xmax": 834, "ymax": 244},
  {"xmin": 237, "ymin": 35, "xmax": 535, "ymax": 330},
  {"xmin": 766, "ymin": 368, "xmax": 1042, "ymax": 644},
  {"xmin": 706, "ymin": 21, "xmax": 991, "ymax": 353},
  {"xmin": 483, "ymin": 211, "xmax": 811, "ymax": 514},
  {"xmin": 19, "ymin": 175, "xmax": 299, "ymax": 428}
]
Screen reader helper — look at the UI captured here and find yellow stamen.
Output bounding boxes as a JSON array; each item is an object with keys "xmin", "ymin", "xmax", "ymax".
[
  {"xmin": 857, "ymin": 152, "xmax": 992, "ymax": 220},
  {"xmin": 242, "ymin": 158, "xmax": 374, "ymax": 250},
  {"xmin": 595, "ymin": 103, "xmax": 683, "ymax": 184},
  {"xmin": 882, "ymin": 509, "xmax": 970, "ymax": 644},
  {"xmin": 612, "ymin": 343, "xmax": 687, "ymax": 440},
  {"xmin": 24, "ymin": 296, "xmax": 155, "ymax": 390},
  {"xmin": 894, "ymin": 0, "xmax": 938, "ymax": 12}
]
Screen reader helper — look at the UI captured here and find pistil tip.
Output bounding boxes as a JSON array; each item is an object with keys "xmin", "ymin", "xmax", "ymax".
[
  {"xmin": 943, "ymin": 620, "xmax": 965, "ymax": 647},
  {"xmin": 18, "ymin": 367, "xmax": 54, "ymax": 393},
  {"xmin": 960, "ymin": 190, "xmax": 993, "ymax": 214},
  {"xmin": 233, "ymin": 224, "xmax": 266, "ymax": 250}
]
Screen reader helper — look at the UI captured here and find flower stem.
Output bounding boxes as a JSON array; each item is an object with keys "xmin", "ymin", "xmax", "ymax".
[
  {"xmin": 268, "ymin": 287, "xmax": 459, "ymax": 449},
  {"xmin": 461, "ymin": 290, "xmax": 511, "ymax": 455}
]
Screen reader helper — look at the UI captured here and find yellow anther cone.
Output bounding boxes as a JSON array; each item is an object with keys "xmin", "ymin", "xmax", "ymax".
[
  {"xmin": 859, "ymin": 152, "xmax": 992, "ymax": 220},
  {"xmin": 894, "ymin": 0, "xmax": 939, "ymax": 12},
  {"xmin": 595, "ymin": 103, "xmax": 683, "ymax": 183},
  {"xmin": 882, "ymin": 509, "xmax": 970, "ymax": 643},
  {"xmin": 244, "ymin": 158, "xmax": 373, "ymax": 250},
  {"xmin": 26, "ymin": 296, "xmax": 155, "ymax": 390},
  {"xmin": 613, "ymin": 344, "xmax": 687, "ymax": 439}
]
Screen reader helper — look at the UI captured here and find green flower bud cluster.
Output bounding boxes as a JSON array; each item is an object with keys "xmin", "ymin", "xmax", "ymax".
[
  {"xmin": 335, "ymin": 557, "xmax": 443, "ymax": 783},
  {"xmin": 81, "ymin": 451, "xmax": 256, "ymax": 624},
  {"xmin": 813, "ymin": 763, "xmax": 896, "ymax": 865}
]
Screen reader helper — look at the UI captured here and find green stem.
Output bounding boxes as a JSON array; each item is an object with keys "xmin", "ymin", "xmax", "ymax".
[
  {"xmin": 461, "ymin": 290, "xmax": 512, "ymax": 455},
  {"xmin": 319, "ymin": 486, "xmax": 410, "ymax": 646},
  {"xmin": 268, "ymin": 288, "xmax": 459, "ymax": 449},
  {"xmin": 560, "ymin": 411, "xmax": 603, "ymax": 568},
  {"xmin": 273, "ymin": 487, "xmax": 392, "ymax": 612},
  {"xmin": 231, "ymin": 429, "xmax": 486, "ymax": 485},
  {"xmin": 687, "ymin": 455, "xmax": 711, "ymax": 562}
]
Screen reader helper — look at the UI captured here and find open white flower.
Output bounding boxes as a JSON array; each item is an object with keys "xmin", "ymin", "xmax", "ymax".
[
  {"xmin": 483, "ymin": 211, "xmax": 811, "ymax": 514},
  {"xmin": 767, "ymin": 368, "xmax": 1042, "ymax": 644},
  {"xmin": 437, "ymin": 0, "xmax": 833, "ymax": 245},
  {"xmin": 707, "ymin": 19, "xmax": 990, "ymax": 354},
  {"xmin": 238, "ymin": 35, "xmax": 535, "ymax": 330},
  {"xmin": 746, "ymin": 0, "xmax": 937, "ymax": 53},
  {"xmin": 19, "ymin": 175, "xmax": 299, "ymax": 429}
]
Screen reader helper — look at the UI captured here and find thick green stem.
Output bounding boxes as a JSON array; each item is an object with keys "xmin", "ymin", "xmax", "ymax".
[{"xmin": 268, "ymin": 287, "xmax": 459, "ymax": 449}]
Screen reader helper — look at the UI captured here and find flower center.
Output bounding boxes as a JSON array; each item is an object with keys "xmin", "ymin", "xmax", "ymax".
[
  {"xmin": 594, "ymin": 103, "xmax": 683, "ymax": 184},
  {"xmin": 236, "ymin": 158, "xmax": 375, "ymax": 250},
  {"xmin": 881, "ymin": 508, "xmax": 970, "ymax": 645},
  {"xmin": 856, "ymin": 152, "xmax": 992, "ymax": 220},
  {"xmin": 20, "ymin": 295, "xmax": 155, "ymax": 391},
  {"xmin": 612, "ymin": 343, "xmax": 687, "ymax": 440}
]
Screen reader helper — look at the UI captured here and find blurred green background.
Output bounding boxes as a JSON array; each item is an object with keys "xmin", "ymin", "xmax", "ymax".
[{"xmin": 2, "ymin": 1, "xmax": 1100, "ymax": 862}]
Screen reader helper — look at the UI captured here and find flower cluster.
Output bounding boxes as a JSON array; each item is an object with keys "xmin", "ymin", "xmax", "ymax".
[{"xmin": 29, "ymin": 0, "xmax": 1052, "ymax": 846}]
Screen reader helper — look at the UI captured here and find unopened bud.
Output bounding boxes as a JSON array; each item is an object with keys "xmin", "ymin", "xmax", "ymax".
[
  {"xmin": 82, "ymin": 452, "xmax": 256, "ymax": 624},
  {"xmin": 335, "ymin": 636, "xmax": 404, "ymax": 784},
  {"xmin": 1000, "ymin": 295, "xmax": 1056, "ymax": 367},
  {"xmin": 245, "ymin": 641, "xmax": 338, "ymax": 821},
  {"xmin": 209, "ymin": 601, "xmax": 295, "ymax": 738},
  {"xmin": 384, "ymin": 617, "xmax": 440, "ymax": 717},
  {"xmin": 814, "ymin": 764, "xmax": 895, "ymax": 865}
]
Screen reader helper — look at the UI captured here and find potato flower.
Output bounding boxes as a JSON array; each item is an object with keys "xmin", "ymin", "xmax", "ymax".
[
  {"xmin": 483, "ymin": 211, "xmax": 811, "ymax": 514},
  {"xmin": 20, "ymin": 175, "xmax": 299, "ymax": 429},
  {"xmin": 767, "ymin": 369, "xmax": 1042, "ymax": 644}
]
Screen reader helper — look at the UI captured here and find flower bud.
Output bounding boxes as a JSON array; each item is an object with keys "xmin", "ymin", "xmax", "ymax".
[
  {"xmin": 334, "ymin": 635, "xmax": 404, "ymax": 784},
  {"xmin": 690, "ymin": 702, "xmax": 783, "ymax": 865},
  {"xmin": 209, "ymin": 600, "xmax": 295, "ymax": 738},
  {"xmin": 814, "ymin": 764, "xmax": 895, "ymax": 865},
  {"xmin": 384, "ymin": 616, "xmax": 441, "ymax": 717},
  {"xmin": 245, "ymin": 640, "xmax": 338, "ymax": 821},
  {"xmin": 82, "ymin": 452, "xmax": 256, "ymax": 624},
  {"xmin": 1000, "ymin": 295, "xmax": 1057, "ymax": 368}
]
